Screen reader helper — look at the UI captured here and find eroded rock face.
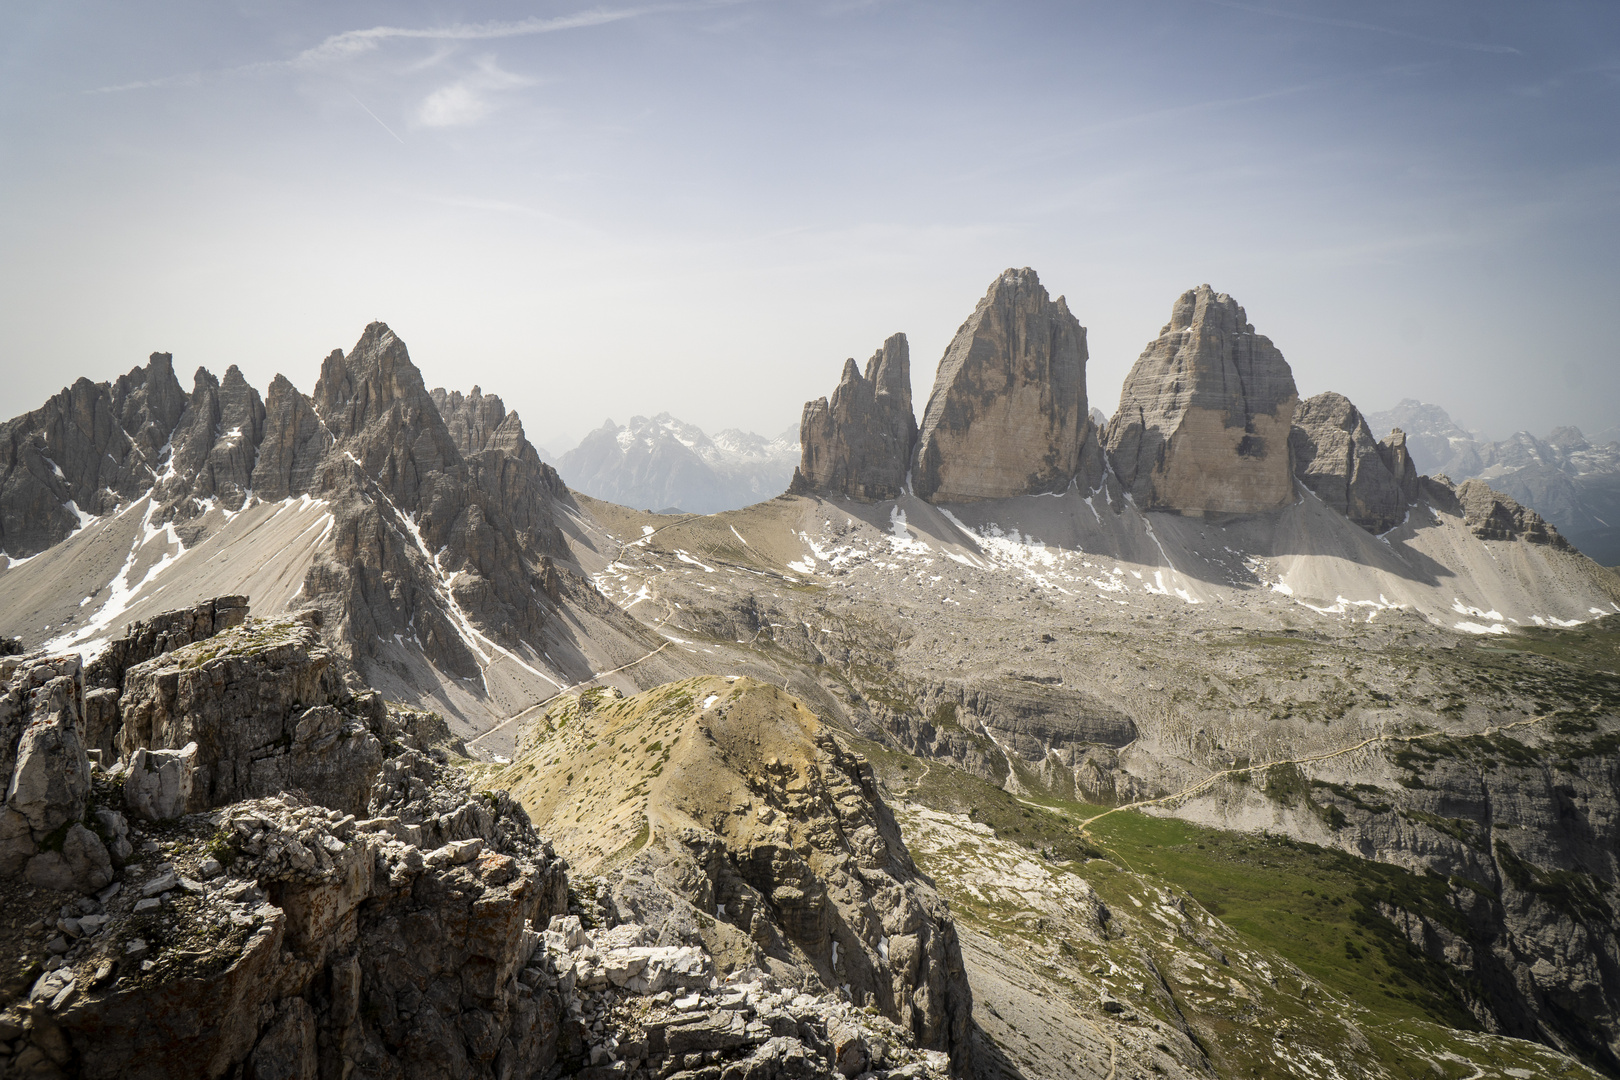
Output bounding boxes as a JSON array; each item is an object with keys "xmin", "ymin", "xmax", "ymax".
[
  {"xmin": 116, "ymin": 612, "xmax": 382, "ymax": 816},
  {"xmin": 792, "ymin": 334, "xmax": 918, "ymax": 501},
  {"xmin": 0, "ymin": 655, "xmax": 112, "ymax": 891},
  {"xmin": 10, "ymin": 776, "xmax": 569, "ymax": 1080},
  {"xmin": 0, "ymin": 358, "xmax": 175, "ymax": 557},
  {"xmin": 1106, "ymin": 284, "xmax": 1299, "ymax": 515},
  {"xmin": 303, "ymin": 325, "xmax": 571, "ymax": 677},
  {"xmin": 82, "ymin": 595, "xmax": 249, "ymax": 760},
  {"xmin": 254, "ymin": 373, "xmax": 329, "ymax": 501},
  {"xmin": 913, "ymin": 268, "xmax": 1101, "ymax": 502},
  {"xmin": 1289, "ymin": 391, "xmax": 1420, "ymax": 532}
]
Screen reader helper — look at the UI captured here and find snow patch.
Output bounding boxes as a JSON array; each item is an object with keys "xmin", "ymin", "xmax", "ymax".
[
  {"xmin": 674, "ymin": 550, "xmax": 715, "ymax": 572},
  {"xmin": 1452, "ymin": 599, "xmax": 1504, "ymax": 621}
]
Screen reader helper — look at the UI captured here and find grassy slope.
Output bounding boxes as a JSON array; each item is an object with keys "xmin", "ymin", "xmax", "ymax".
[{"xmin": 857, "ymin": 737, "xmax": 1600, "ymax": 1079}]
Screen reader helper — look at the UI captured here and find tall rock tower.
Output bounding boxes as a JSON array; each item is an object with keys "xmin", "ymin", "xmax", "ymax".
[
  {"xmin": 792, "ymin": 333, "xmax": 917, "ymax": 501},
  {"xmin": 912, "ymin": 268, "xmax": 1101, "ymax": 502},
  {"xmin": 1106, "ymin": 285, "xmax": 1299, "ymax": 515}
]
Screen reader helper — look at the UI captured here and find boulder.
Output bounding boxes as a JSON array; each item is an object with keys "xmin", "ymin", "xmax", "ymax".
[
  {"xmin": 791, "ymin": 333, "xmax": 918, "ymax": 501},
  {"xmin": 1106, "ymin": 284, "xmax": 1299, "ymax": 514},
  {"xmin": 123, "ymin": 743, "xmax": 198, "ymax": 821},
  {"xmin": 24, "ymin": 821, "xmax": 113, "ymax": 893},
  {"xmin": 1289, "ymin": 391, "xmax": 1419, "ymax": 532},
  {"xmin": 912, "ymin": 268, "xmax": 1101, "ymax": 501},
  {"xmin": 7, "ymin": 675, "xmax": 91, "ymax": 835}
]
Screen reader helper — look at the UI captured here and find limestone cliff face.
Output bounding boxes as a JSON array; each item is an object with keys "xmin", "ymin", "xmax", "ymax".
[
  {"xmin": 300, "ymin": 324, "xmax": 570, "ymax": 677},
  {"xmin": 792, "ymin": 333, "xmax": 918, "ymax": 501},
  {"xmin": 1289, "ymin": 391, "xmax": 1421, "ymax": 532},
  {"xmin": 1106, "ymin": 285, "xmax": 1299, "ymax": 515},
  {"xmin": 913, "ymin": 268, "xmax": 1100, "ymax": 502}
]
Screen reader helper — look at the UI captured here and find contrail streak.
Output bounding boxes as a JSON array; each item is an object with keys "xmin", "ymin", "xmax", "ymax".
[{"xmin": 350, "ymin": 93, "xmax": 405, "ymax": 143}]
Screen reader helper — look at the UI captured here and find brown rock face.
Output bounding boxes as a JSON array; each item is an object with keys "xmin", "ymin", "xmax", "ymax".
[
  {"xmin": 1289, "ymin": 391, "xmax": 1421, "ymax": 532},
  {"xmin": 792, "ymin": 333, "xmax": 918, "ymax": 501},
  {"xmin": 1106, "ymin": 285, "xmax": 1300, "ymax": 515},
  {"xmin": 913, "ymin": 268, "xmax": 1099, "ymax": 502}
]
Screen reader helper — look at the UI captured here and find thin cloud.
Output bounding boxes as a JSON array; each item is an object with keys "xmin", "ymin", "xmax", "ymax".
[
  {"xmin": 418, "ymin": 57, "xmax": 535, "ymax": 128},
  {"xmin": 1203, "ymin": 0, "xmax": 1522, "ymax": 55},
  {"xmin": 294, "ymin": 0, "xmax": 756, "ymax": 65},
  {"xmin": 294, "ymin": 9, "xmax": 642, "ymax": 66},
  {"xmin": 90, "ymin": 0, "xmax": 751, "ymax": 94}
]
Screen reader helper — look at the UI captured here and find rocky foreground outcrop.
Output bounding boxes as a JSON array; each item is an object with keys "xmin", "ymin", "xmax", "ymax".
[
  {"xmin": 792, "ymin": 333, "xmax": 918, "ymax": 502},
  {"xmin": 1289, "ymin": 391, "xmax": 1420, "ymax": 532},
  {"xmin": 912, "ymin": 269, "xmax": 1103, "ymax": 502},
  {"xmin": 0, "ymin": 604, "xmax": 963, "ymax": 1080},
  {"xmin": 1106, "ymin": 284, "xmax": 1300, "ymax": 515}
]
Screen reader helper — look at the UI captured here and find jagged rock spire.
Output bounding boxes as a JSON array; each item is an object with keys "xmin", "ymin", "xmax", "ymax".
[
  {"xmin": 792, "ymin": 333, "xmax": 917, "ymax": 501},
  {"xmin": 1289, "ymin": 391, "xmax": 1420, "ymax": 533}
]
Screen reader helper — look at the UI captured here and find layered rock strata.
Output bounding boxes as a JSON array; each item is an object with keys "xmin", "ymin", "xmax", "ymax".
[
  {"xmin": 115, "ymin": 611, "xmax": 383, "ymax": 816},
  {"xmin": 81, "ymin": 596, "xmax": 248, "ymax": 760},
  {"xmin": 1436, "ymin": 477, "xmax": 1571, "ymax": 548},
  {"xmin": 1289, "ymin": 391, "xmax": 1420, "ymax": 532},
  {"xmin": 913, "ymin": 268, "xmax": 1102, "ymax": 501},
  {"xmin": 792, "ymin": 333, "xmax": 918, "ymax": 501},
  {"xmin": 1106, "ymin": 284, "xmax": 1300, "ymax": 514}
]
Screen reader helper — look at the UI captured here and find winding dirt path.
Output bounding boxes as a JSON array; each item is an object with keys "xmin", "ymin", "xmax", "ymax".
[
  {"xmin": 1076, "ymin": 711, "xmax": 1554, "ymax": 831},
  {"xmin": 466, "ymin": 597, "xmax": 687, "ymax": 753}
]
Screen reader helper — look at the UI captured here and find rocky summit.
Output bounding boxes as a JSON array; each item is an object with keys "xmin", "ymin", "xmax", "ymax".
[
  {"xmin": 792, "ymin": 333, "xmax": 918, "ymax": 502},
  {"xmin": 1106, "ymin": 284, "xmax": 1300, "ymax": 515},
  {"xmin": 4, "ymin": 269, "xmax": 1620, "ymax": 1080},
  {"xmin": 912, "ymin": 269, "xmax": 1103, "ymax": 502},
  {"xmin": 1289, "ymin": 391, "xmax": 1420, "ymax": 533}
]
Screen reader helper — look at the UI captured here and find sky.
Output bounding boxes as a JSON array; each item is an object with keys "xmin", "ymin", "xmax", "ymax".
[{"xmin": 2, "ymin": 1, "xmax": 1618, "ymax": 455}]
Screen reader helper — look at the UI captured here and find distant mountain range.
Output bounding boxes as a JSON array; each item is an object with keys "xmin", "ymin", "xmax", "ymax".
[
  {"xmin": 1366, "ymin": 399, "xmax": 1620, "ymax": 565},
  {"xmin": 557, "ymin": 413, "xmax": 798, "ymax": 514}
]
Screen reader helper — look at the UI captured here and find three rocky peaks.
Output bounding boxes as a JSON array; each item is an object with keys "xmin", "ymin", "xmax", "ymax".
[{"xmin": 794, "ymin": 269, "xmax": 1555, "ymax": 543}]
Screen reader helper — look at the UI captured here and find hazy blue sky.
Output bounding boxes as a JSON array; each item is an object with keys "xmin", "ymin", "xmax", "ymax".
[{"xmin": 3, "ymin": 1, "xmax": 1617, "ymax": 453}]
